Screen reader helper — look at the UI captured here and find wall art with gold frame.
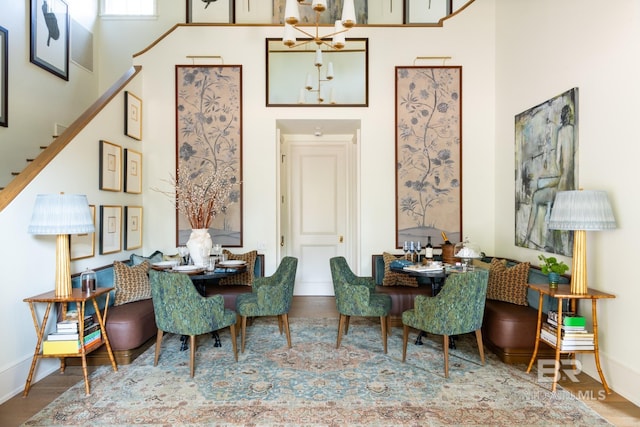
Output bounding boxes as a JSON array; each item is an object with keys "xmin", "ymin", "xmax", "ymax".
[
  {"xmin": 395, "ymin": 66, "xmax": 462, "ymax": 248},
  {"xmin": 99, "ymin": 205, "xmax": 122, "ymax": 255},
  {"xmin": 124, "ymin": 206, "xmax": 143, "ymax": 251},
  {"xmin": 70, "ymin": 204, "xmax": 95, "ymax": 260}
]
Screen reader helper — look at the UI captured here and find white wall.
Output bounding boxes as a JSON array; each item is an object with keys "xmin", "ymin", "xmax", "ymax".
[
  {"xmin": 0, "ymin": 0, "xmax": 100, "ymax": 188},
  {"xmin": 494, "ymin": 0, "xmax": 640, "ymax": 407}
]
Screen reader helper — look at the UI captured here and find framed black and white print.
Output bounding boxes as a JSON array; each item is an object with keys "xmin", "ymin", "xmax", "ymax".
[
  {"xmin": 99, "ymin": 140, "xmax": 122, "ymax": 192},
  {"xmin": 125, "ymin": 91, "xmax": 142, "ymax": 140},
  {"xmin": 187, "ymin": 0, "xmax": 233, "ymax": 23},
  {"xmin": 124, "ymin": 206, "xmax": 143, "ymax": 250},
  {"xmin": 0, "ymin": 26, "xmax": 7, "ymax": 127},
  {"xmin": 99, "ymin": 205, "xmax": 122, "ymax": 255},
  {"xmin": 30, "ymin": 0, "xmax": 69, "ymax": 80},
  {"xmin": 124, "ymin": 148, "xmax": 142, "ymax": 194},
  {"xmin": 71, "ymin": 204, "xmax": 95, "ymax": 260}
]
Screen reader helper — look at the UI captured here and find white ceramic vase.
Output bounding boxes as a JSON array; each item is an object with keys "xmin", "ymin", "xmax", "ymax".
[{"xmin": 186, "ymin": 228, "xmax": 213, "ymax": 267}]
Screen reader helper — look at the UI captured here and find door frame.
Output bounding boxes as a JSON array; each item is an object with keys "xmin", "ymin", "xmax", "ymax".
[{"xmin": 276, "ymin": 126, "xmax": 361, "ymax": 279}]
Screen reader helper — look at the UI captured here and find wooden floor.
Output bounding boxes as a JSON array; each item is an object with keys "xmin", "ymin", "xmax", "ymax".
[{"xmin": 1, "ymin": 296, "xmax": 638, "ymax": 426}]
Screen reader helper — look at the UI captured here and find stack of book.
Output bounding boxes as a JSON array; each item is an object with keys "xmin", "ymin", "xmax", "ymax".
[
  {"xmin": 42, "ymin": 315, "xmax": 102, "ymax": 355},
  {"xmin": 540, "ymin": 311, "xmax": 594, "ymax": 351}
]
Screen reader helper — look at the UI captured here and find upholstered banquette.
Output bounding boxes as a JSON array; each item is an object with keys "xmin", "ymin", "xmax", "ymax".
[
  {"xmin": 371, "ymin": 253, "xmax": 569, "ymax": 364},
  {"xmin": 69, "ymin": 251, "xmax": 263, "ymax": 365}
]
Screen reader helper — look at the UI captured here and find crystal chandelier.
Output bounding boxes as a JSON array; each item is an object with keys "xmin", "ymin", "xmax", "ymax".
[{"xmin": 282, "ymin": 0, "xmax": 356, "ymax": 50}]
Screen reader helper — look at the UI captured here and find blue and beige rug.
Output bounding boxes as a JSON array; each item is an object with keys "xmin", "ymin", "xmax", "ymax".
[{"xmin": 23, "ymin": 318, "xmax": 610, "ymax": 426}]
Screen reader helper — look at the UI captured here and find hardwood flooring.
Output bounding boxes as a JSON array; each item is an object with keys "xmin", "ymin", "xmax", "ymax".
[{"xmin": 1, "ymin": 296, "xmax": 638, "ymax": 426}]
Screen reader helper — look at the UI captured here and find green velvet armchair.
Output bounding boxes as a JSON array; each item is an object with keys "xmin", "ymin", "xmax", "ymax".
[
  {"xmin": 235, "ymin": 256, "xmax": 298, "ymax": 353},
  {"xmin": 402, "ymin": 269, "xmax": 489, "ymax": 377},
  {"xmin": 330, "ymin": 256, "xmax": 392, "ymax": 353},
  {"xmin": 149, "ymin": 270, "xmax": 238, "ymax": 377}
]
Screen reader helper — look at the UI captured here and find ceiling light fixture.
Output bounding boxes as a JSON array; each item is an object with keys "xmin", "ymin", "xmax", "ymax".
[{"xmin": 282, "ymin": 0, "xmax": 356, "ymax": 50}]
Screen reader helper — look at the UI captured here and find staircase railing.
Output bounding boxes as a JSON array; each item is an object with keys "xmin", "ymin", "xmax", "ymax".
[{"xmin": 0, "ymin": 65, "xmax": 142, "ymax": 212}]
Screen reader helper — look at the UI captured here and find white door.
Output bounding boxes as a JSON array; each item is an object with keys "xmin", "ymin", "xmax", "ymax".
[{"xmin": 281, "ymin": 134, "xmax": 356, "ymax": 295}]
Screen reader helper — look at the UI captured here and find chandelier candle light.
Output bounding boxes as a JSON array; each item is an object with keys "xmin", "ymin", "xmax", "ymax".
[
  {"xmin": 547, "ymin": 190, "xmax": 617, "ymax": 294},
  {"xmin": 284, "ymin": 0, "xmax": 356, "ymax": 104}
]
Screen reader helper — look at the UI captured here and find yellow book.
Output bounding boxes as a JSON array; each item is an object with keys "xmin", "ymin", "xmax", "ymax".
[{"xmin": 42, "ymin": 339, "xmax": 79, "ymax": 355}]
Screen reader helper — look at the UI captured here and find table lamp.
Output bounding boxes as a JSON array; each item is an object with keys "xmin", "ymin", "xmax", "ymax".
[
  {"xmin": 547, "ymin": 190, "xmax": 616, "ymax": 294},
  {"xmin": 28, "ymin": 194, "xmax": 95, "ymax": 297}
]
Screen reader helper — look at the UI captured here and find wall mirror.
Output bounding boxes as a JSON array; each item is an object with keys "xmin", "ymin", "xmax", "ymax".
[{"xmin": 266, "ymin": 38, "xmax": 368, "ymax": 107}]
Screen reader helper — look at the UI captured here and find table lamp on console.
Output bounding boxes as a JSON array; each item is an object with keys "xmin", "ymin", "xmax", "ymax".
[
  {"xmin": 547, "ymin": 190, "xmax": 616, "ymax": 294},
  {"xmin": 28, "ymin": 193, "xmax": 95, "ymax": 297}
]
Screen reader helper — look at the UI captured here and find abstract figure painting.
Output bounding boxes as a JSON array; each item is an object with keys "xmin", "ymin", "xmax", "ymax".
[
  {"xmin": 395, "ymin": 66, "xmax": 462, "ymax": 248},
  {"xmin": 175, "ymin": 65, "xmax": 243, "ymax": 246},
  {"xmin": 515, "ymin": 88, "xmax": 578, "ymax": 256}
]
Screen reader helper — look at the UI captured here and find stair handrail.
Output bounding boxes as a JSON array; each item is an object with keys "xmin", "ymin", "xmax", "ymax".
[{"xmin": 0, "ymin": 65, "xmax": 142, "ymax": 212}]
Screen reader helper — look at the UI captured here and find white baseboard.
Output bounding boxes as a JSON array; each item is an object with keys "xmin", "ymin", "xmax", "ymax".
[
  {"xmin": 579, "ymin": 352, "xmax": 640, "ymax": 407},
  {"xmin": 0, "ymin": 355, "xmax": 58, "ymax": 405}
]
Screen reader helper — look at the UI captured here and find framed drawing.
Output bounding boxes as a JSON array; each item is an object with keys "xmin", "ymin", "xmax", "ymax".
[
  {"xmin": 30, "ymin": 0, "xmax": 69, "ymax": 80},
  {"xmin": 124, "ymin": 206, "xmax": 143, "ymax": 250},
  {"xmin": 124, "ymin": 148, "xmax": 142, "ymax": 194},
  {"xmin": 515, "ymin": 88, "xmax": 578, "ymax": 256},
  {"xmin": 187, "ymin": 0, "xmax": 233, "ymax": 23},
  {"xmin": 405, "ymin": 0, "xmax": 475, "ymax": 24},
  {"xmin": 395, "ymin": 66, "xmax": 462, "ymax": 248},
  {"xmin": 271, "ymin": 0, "xmax": 368, "ymax": 24},
  {"xmin": 175, "ymin": 65, "xmax": 243, "ymax": 246},
  {"xmin": 70, "ymin": 204, "xmax": 95, "ymax": 260},
  {"xmin": 99, "ymin": 140, "xmax": 122, "ymax": 191},
  {"xmin": 125, "ymin": 91, "xmax": 142, "ymax": 140},
  {"xmin": 99, "ymin": 205, "xmax": 122, "ymax": 255},
  {"xmin": 0, "ymin": 26, "xmax": 7, "ymax": 127}
]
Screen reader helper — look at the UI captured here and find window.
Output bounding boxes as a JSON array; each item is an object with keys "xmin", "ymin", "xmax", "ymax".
[{"xmin": 101, "ymin": 0, "xmax": 156, "ymax": 17}]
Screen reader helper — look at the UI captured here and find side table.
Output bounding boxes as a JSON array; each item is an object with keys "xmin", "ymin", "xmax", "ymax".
[
  {"xmin": 23, "ymin": 287, "xmax": 118, "ymax": 396},
  {"xmin": 525, "ymin": 283, "xmax": 615, "ymax": 393}
]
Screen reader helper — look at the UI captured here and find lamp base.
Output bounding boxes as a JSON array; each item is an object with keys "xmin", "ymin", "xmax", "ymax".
[
  {"xmin": 570, "ymin": 230, "xmax": 588, "ymax": 294},
  {"xmin": 55, "ymin": 234, "xmax": 72, "ymax": 298}
]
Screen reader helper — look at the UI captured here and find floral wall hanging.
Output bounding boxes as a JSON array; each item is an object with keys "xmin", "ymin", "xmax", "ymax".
[
  {"xmin": 175, "ymin": 65, "xmax": 242, "ymax": 247},
  {"xmin": 395, "ymin": 66, "xmax": 462, "ymax": 249}
]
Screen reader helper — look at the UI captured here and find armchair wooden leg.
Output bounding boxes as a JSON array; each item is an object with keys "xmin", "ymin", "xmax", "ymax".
[
  {"xmin": 154, "ymin": 329, "xmax": 163, "ymax": 367},
  {"xmin": 402, "ymin": 325, "xmax": 409, "ymax": 362},
  {"xmin": 189, "ymin": 335, "xmax": 196, "ymax": 378},
  {"xmin": 337, "ymin": 314, "xmax": 346, "ymax": 349},
  {"xmin": 230, "ymin": 323, "xmax": 238, "ymax": 362},
  {"xmin": 443, "ymin": 335, "xmax": 449, "ymax": 378},
  {"xmin": 380, "ymin": 316, "xmax": 388, "ymax": 354},
  {"xmin": 344, "ymin": 315, "xmax": 350, "ymax": 335},
  {"xmin": 386, "ymin": 316, "xmax": 391, "ymax": 336},
  {"xmin": 282, "ymin": 313, "xmax": 292, "ymax": 348},
  {"xmin": 278, "ymin": 315, "xmax": 284, "ymax": 335},
  {"xmin": 240, "ymin": 316, "xmax": 247, "ymax": 353},
  {"xmin": 475, "ymin": 329, "xmax": 485, "ymax": 365}
]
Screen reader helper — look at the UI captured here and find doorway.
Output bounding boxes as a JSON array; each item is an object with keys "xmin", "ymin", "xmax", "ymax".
[{"xmin": 277, "ymin": 120, "xmax": 360, "ymax": 296}]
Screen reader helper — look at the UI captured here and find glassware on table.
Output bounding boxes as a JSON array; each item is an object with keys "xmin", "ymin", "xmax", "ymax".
[
  {"xmin": 415, "ymin": 241, "xmax": 422, "ymax": 264},
  {"xmin": 403, "ymin": 241, "xmax": 409, "ymax": 260},
  {"xmin": 177, "ymin": 246, "xmax": 189, "ymax": 265}
]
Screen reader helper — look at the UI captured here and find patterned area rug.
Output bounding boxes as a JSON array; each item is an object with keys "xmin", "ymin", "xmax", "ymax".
[{"xmin": 23, "ymin": 318, "xmax": 610, "ymax": 426}]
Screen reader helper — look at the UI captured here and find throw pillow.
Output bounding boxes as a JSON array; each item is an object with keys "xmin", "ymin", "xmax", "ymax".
[
  {"xmin": 114, "ymin": 260, "xmax": 151, "ymax": 306},
  {"xmin": 486, "ymin": 258, "xmax": 530, "ymax": 306},
  {"xmin": 130, "ymin": 250, "xmax": 163, "ymax": 266},
  {"xmin": 219, "ymin": 250, "xmax": 257, "ymax": 286},
  {"xmin": 381, "ymin": 252, "xmax": 418, "ymax": 287}
]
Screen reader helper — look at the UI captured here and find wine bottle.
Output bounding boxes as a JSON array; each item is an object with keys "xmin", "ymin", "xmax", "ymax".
[
  {"xmin": 441, "ymin": 231, "xmax": 450, "ymax": 244},
  {"xmin": 425, "ymin": 236, "xmax": 433, "ymax": 260}
]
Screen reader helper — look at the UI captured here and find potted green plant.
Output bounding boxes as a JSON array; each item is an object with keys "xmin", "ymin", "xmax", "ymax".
[{"xmin": 538, "ymin": 255, "xmax": 569, "ymax": 288}]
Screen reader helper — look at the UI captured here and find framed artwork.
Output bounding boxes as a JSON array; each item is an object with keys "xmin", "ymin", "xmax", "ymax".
[
  {"xmin": 124, "ymin": 148, "xmax": 142, "ymax": 194},
  {"xmin": 70, "ymin": 205, "xmax": 95, "ymax": 260},
  {"xmin": 99, "ymin": 205, "xmax": 122, "ymax": 255},
  {"xmin": 30, "ymin": 0, "xmax": 69, "ymax": 80},
  {"xmin": 125, "ymin": 91, "xmax": 142, "ymax": 140},
  {"xmin": 175, "ymin": 65, "xmax": 243, "ymax": 246},
  {"xmin": 271, "ymin": 0, "xmax": 368, "ymax": 24},
  {"xmin": 187, "ymin": 0, "xmax": 234, "ymax": 23},
  {"xmin": 395, "ymin": 66, "xmax": 462, "ymax": 248},
  {"xmin": 99, "ymin": 140, "xmax": 122, "ymax": 192},
  {"xmin": 124, "ymin": 206, "xmax": 143, "ymax": 250},
  {"xmin": 0, "ymin": 26, "xmax": 7, "ymax": 127},
  {"xmin": 515, "ymin": 87, "xmax": 579, "ymax": 256}
]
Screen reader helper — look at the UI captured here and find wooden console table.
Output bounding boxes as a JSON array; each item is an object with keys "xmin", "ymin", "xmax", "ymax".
[
  {"xmin": 525, "ymin": 283, "xmax": 615, "ymax": 393},
  {"xmin": 23, "ymin": 287, "xmax": 118, "ymax": 396}
]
